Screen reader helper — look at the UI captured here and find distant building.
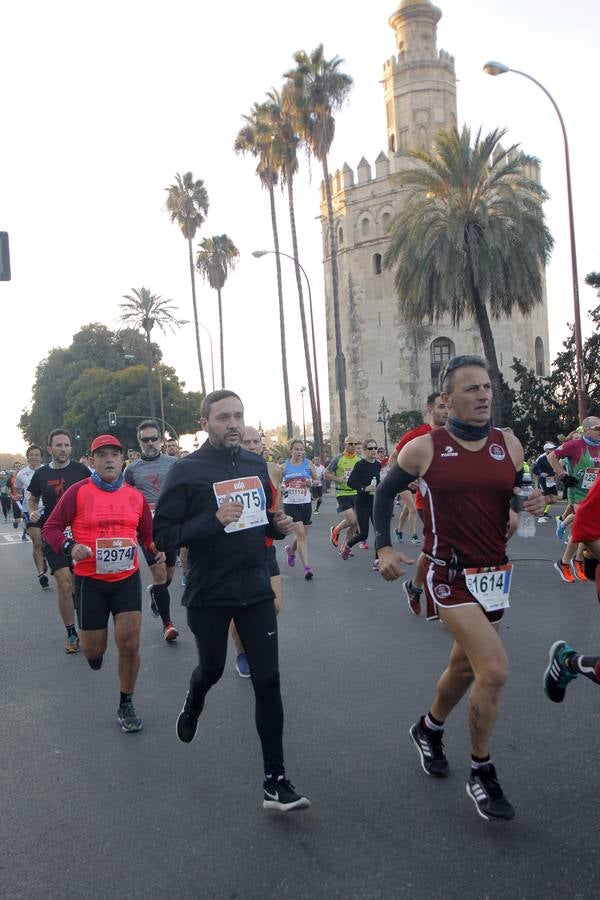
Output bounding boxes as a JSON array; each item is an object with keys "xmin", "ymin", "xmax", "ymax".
[{"xmin": 320, "ymin": 0, "xmax": 550, "ymax": 447}]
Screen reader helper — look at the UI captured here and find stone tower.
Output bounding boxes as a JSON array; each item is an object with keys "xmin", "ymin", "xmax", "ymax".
[{"xmin": 319, "ymin": 0, "xmax": 550, "ymax": 450}]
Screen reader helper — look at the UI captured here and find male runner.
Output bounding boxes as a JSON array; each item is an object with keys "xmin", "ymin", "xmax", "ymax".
[
  {"xmin": 28, "ymin": 430, "xmax": 91, "ymax": 653},
  {"xmin": 548, "ymin": 416, "xmax": 600, "ymax": 583},
  {"xmin": 43, "ymin": 434, "xmax": 162, "ymax": 732},
  {"xmin": 312, "ymin": 457, "xmax": 326, "ymax": 515},
  {"xmin": 532, "ymin": 442, "xmax": 558, "ymax": 523},
  {"xmin": 544, "ymin": 473, "xmax": 600, "ymax": 701},
  {"xmin": 153, "ymin": 390, "xmax": 310, "ymax": 812},
  {"xmin": 14, "ymin": 445, "xmax": 48, "ymax": 587},
  {"xmin": 124, "ymin": 419, "xmax": 178, "ymax": 641},
  {"xmin": 325, "ymin": 436, "xmax": 362, "ymax": 552},
  {"xmin": 9, "ymin": 462, "xmax": 24, "ymax": 533},
  {"xmin": 374, "ymin": 355, "xmax": 544, "ymax": 821},
  {"xmin": 165, "ymin": 438, "xmax": 180, "ymax": 458},
  {"xmin": 232, "ymin": 425, "xmax": 284, "ymax": 678},
  {"xmin": 1, "ymin": 469, "xmax": 13, "ymax": 521}
]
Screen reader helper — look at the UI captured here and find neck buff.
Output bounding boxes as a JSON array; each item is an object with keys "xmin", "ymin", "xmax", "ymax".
[
  {"xmin": 583, "ymin": 434, "xmax": 600, "ymax": 447},
  {"xmin": 91, "ymin": 471, "xmax": 125, "ymax": 492},
  {"xmin": 446, "ymin": 415, "xmax": 492, "ymax": 442}
]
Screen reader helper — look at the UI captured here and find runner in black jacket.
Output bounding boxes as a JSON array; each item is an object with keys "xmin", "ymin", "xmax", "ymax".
[{"xmin": 153, "ymin": 390, "xmax": 310, "ymax": 812}]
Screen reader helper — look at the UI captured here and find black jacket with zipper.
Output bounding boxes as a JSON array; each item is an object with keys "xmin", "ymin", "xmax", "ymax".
[{"xmin": 153, "ymin": 440, "xmax": 283, "ymax": 608}]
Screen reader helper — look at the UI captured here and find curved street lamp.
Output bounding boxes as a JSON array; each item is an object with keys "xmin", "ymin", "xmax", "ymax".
[{"xmin": 483, "ymin": 60, "xmax": 587, "ymax": 422}]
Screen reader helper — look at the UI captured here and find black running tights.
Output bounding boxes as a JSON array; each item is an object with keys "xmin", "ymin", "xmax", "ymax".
[
  {"xmin": 0, "ymin": 495, "xmax": 11, "ymax": 518},
  {"xmin": 186, "ymin": 599, "xmax": 284, "ymax": 776},
  {"xmin": 347, "ymin": 497, "xmax": 374, "ymax": 548}
]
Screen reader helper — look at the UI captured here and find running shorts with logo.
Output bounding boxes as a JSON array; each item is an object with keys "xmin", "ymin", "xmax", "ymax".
[
  {"xmin": 75, "ymin": 569, "xmax": 142, "ymax": 630},
  {"xmin": 420, "ymin": 429, "xmax": 516, "ymax": 623}
]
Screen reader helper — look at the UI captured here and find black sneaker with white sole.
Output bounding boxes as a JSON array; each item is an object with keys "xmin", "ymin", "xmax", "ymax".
[
  {"xmin": 147, "ymin": 584, "xmax": 160, "ymax": 618},
  {"xmin": 176, "ymin": 692, "xmax": 204, "ymax": 743},
  {"xmin": 263, "ymin": 776, "xmax": 311, "ymax": 811},
  {"xmin": 409, "ymin": 718, "xmax": 449, "ymax": 778},
  {"xmin": 466, "ymin": 764, "xmax": 515, "ymax": 821}
]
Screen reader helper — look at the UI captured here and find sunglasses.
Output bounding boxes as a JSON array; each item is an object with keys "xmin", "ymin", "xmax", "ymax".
[
  {"xmin": 140, "ymin": 436, "xmax": 160, "ymax": 443},
  {"xmin": 365, "ymin": 445, "xmax": 378, "ymax": 450},
  {"xmin": 346, "ymin": 441, "xmax": 359, "ymax": 446},
  {"xmin": 440, "ymin": 354, "xmax": 488, "ymax": 385}
]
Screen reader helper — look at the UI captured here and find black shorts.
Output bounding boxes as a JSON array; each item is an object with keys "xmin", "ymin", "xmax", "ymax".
[
  {"xmin": 11, "ymin": 501, "xmax": 22, "ymax": 520},
  {"xmin": 284, "ymin": 502, "xmax": 312, "ymax": 525},
  {"xmin": 74, "ymin": 570, "xmax": 142, "ymax": 631},
  {"xmin": 266, "ymin": 544, "xmax": 280, "ymax": 577},
  {"xmin": 42, "ymin": 539, "xmax": 72, "ymax": 575},
  {"xmin": 336, "ymin": 495, "xmax": 356, "ymax": 513},
  {"xmin": 142, "ymin": 545, "xmax": 177, "ymax": 567},
  {"xmin": 311, "ymin": 485, "xmax": 323, "ymax": 499}
]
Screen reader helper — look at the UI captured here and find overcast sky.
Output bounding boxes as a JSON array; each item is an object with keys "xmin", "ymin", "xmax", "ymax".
[{"xmin": 1, "ymin": 0, "xmax": 598, "ymax": 452}]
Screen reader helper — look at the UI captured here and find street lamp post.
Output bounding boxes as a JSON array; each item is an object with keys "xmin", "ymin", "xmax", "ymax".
[
  {"xmin": 377, "ymin": 396, "xmax": 390, "ymax": 456},
  {"xmin": 300, "ymin": 386, "xmax": 307, "ymax": 446},
  {"xmin": 180, "ymin": 318, "xmax": 215, "ymax": 393},
  {"xmin": 483, "ymin": 61, "xmax": 587, "ymax": 422},
  {"xmin": 252, "ymin": 250, "xmax": 323, "ymax": 456}
]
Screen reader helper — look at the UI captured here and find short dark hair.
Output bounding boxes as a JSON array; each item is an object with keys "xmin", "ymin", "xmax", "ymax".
[
  {"xmin": 47, "ymin": 428, "xmax": 71, "ymax": 446},
  {"xmin": 441, "ymin": 355, "xmax": 489, "ymax": 393},
  {"xmin": 200, "ymin": 390, "xmax": 243, "ymax": 420},
  {"xmin": 136, "ymin": 419, "xmax": 161, "ymax": 438},
  {"xmin": 426, "ymin": 392, "xmax": 441, "ymax": 407},
  {"xmin": 26, "ymin": 445, "xmax": 43, "ymax": 457}
]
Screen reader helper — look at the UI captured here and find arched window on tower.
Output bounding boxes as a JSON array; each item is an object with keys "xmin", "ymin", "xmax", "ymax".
[
  {"xmin": 361, "ymin": 217, "xmax": 370, "ymax": 237},
  {"xmin": 382, "ymin": 212, "xmax": 391, "ymax": 233},
  {"xmin": 430, "ymin": 337, "xmax": 455, "ymax": 389},
  {"xmin": 535, "ymin": 336, "xmax": 545, "ymax": 376},
  {"xmin": 372, "ymin": 253, "xmax": 382, "ymax": 275},
  {"xmin": 338, "ymin": 225, "xmax": 344, "ymax": 246},
  {"xmin": 388, "ymin": 133, "xmax": 396, "ymax": 153}
]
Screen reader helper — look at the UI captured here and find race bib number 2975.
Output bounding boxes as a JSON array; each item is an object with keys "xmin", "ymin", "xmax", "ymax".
[{"xmin": 213, "ymin": 476, "xmax": 268, "ymax": 534}]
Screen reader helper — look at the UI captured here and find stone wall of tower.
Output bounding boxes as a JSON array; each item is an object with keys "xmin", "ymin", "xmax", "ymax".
[{"xmin": 320, "ymin": 1, "xmax": 551, "ymax": 450}]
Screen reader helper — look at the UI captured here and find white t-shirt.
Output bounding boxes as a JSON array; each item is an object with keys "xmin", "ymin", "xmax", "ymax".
[{"xmin": 14, "ymin": 466, "xmax": 43, "ymax": 512}]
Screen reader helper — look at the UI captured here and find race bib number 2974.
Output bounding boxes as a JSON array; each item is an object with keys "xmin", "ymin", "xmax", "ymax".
[{"xmin": 213, "ymin": 476, "xmax": 268, "ymax": 534}]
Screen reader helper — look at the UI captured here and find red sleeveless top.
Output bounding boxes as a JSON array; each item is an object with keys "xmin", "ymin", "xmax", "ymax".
[{"xmin": 420, "ymin": 428, "xmax": 515, "ymax": 567}]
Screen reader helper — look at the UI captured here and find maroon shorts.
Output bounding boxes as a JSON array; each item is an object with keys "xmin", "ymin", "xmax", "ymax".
[{"xmin": 423, "ymin": 561, "xmax": 505, "ymax": 624}]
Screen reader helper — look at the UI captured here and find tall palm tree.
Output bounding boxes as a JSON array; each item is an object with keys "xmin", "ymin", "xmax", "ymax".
[
  {"xmin": 165, "ymin": 172, "xmax": 209, "ymax": 395},
  {"xmin": 196, "ymin": 235, "xmax": 239, "ymax": 388},
  {"xmin": 119, "ymin": 287, "xmax": 182, "ymax": 418},
  {"xmin": 285, "ymin": 45, "xmax": 353, "ymax": 443},
  {"xmin": 234, "ymin": 104, "xmax": 293, "ymax": 439},
  {"xmin": 268, "ymin": 88, "xmax": 320, "ymax": 455},
  {"xmin": 384, "ymin": 126, "xmax": 554, "ymax": 425}
]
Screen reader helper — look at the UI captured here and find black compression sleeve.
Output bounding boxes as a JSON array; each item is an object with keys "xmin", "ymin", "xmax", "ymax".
[{"xmin": 374, "ymin": 466, "xmax": 419, "ymax": 551}]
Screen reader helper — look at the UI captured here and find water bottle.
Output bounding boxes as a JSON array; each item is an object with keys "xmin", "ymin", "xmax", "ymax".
[
  {"xmin": 517, "ymin": 472, "xmax": 536, "ymax": 538},
  {"xmin": 370, "ymin": 477, "xmax": 377, "ymax": 488}
]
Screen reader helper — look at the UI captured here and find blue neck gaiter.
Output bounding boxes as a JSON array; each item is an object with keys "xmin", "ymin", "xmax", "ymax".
[
  {"xmin": 91, "ymin": 471, "xmax": 125, "ymax": 492},
  {"xmin": 446, "ymin": 416, "xmax": 492, "ymax": 442},
  {"xmin": 583, "ymin": 434, "xmax": 600, "ymax": 447}
]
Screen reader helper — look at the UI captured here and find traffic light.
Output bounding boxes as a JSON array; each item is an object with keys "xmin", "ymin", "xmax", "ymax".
[
  {"xmin": 74, "ymin": 429, "xmax": 81, "ymax": 440},
  {"xmin": 0, "ymin": 232, "xmax": 11, "ymax": 281},
  {"xmin": 108, "ymin": 412, "xmax": 117, "ymax": 427}
]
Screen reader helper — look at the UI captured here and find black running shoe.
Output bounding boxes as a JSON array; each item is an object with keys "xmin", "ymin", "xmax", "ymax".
[
  {"xmin": 403, "ymin": 579, "xmax": 422, "ymax": 616},
  {"xmin": 263, "ymin": 775, "xmax": 311, "ymax": 812},
  {"xmin": 147, "ymin": 585, "xmax": 160, "ymax": 618},
  {"xmin": 38, "ymin": 573, "xmax": 50, "ymax": 590},
  {"xmin": 176, "ymin": 692, "xmax": 204, "ymax": 743},
  {"xmin": 117, "ymin": 701, "xmax": 143, "ymax": 733},
  {"xmin": 543, "ymin": 640, "xmax": 578, "ymax": 703},
  {"xmin": 409, "ymin": 718, "xmax": 449, "ymax": 778},
  {"xmin": 466, "ymin": 764, "xmax": 515, "ymax": 821}
]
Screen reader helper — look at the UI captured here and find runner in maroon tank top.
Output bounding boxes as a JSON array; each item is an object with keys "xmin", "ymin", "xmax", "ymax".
[{"xmin": 374, "ymin": 355, "xmax": 545, "ymax": 822}]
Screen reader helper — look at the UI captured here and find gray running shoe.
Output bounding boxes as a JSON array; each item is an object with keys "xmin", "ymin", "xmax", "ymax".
[{"xmin": 117, "ymin": 702, "xmax": 143, "ymax": 733}]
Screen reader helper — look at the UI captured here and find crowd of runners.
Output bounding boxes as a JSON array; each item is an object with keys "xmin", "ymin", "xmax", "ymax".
[{"xmin": 2, "ymin": 354, "xmax": 599, "ymax": 820}]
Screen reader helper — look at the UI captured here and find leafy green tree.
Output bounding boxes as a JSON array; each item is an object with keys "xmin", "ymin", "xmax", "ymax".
[
  {"xmin": 195, "ymin": 236, "xmax": 239, "ymax": 388},
  {"xmin": 384, "ymin": 126, "xmax": 554, "ymax": 425},
  {"xmin": 234, "ymin": 103, "xmax": 293, "ymax": 439},
  {"xmin": 387, "ymin": 410, "xmax": 424, "ymax": 443},
  {"xmin": 165, "ymin": 172, "xmax": 209, "ymax": 395},
  {"xmin": 285, "ymin": 45, "xmax": 353, "ymax": 441},
  {"xmin": 119, "ymin": 287, "xmax": 182, "ymax": 417}
]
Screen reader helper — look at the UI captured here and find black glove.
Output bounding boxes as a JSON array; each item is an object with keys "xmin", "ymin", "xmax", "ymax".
[{"xmin": 562, "ymin": 475, "xmax": 578, "ymax": 488}]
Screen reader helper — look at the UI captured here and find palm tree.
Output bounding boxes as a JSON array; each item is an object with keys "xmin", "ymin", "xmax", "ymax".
[
  {"xmin": 119, "ymin": 287, "xmax": 182, "ymax": 418},
  {"xmin": 234, "ymin": 103, "xmax": 293, "ymax": 439},
  {"xmin": 165, "ymin": 172, "xmax": 209, "ymax": 395},
  {"xmin": 284, "ymin": 45, "xmax": 353, "ymax": 443},
  {"xmin": 196, "ymin": 235, "xmax": 239, "ymax": 388},
  {"xmin": 384, "ymin": 126, "xmax": 554, "ymax": 425}
]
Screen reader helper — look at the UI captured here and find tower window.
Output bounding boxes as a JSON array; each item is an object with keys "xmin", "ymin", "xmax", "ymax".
[
  {"xmin": 382, "ymin": 212, "xmax": 391, "ymax": 232},
  {"xmin": 535, "ymin": 336, "xmax": 545, "ymax": 376},
  {"xmin": 430, "ymin": 337, "xmax": 455, "ymax": 389},
  {"xmin": 373, "ymin": 253, "xmax": 382, "ymax": 275},
  {"xmin": 388, "ymin": 133, "xmax": 396, "ymax": 153},
  {"xmin": 361, "ymin": 217, "xmax": 370, "ymax": 237},
  {"xmin": 380, "ymin": 360, "xmax": 383, "ymax": 375},
  {"xmin": 338, "ymin": 226, "xmax": 344, "ymax": 246}
]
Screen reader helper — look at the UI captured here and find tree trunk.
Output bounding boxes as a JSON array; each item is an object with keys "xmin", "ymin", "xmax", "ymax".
[
  {"xmin": 269, "ymin": 182, "xmax": 293, "ymax": 439},
  {"xmin": 188, "ymin": 237, "xmax": 206, "ymax": 396},
  {"xmin": 144, "ymin": 330, "xmax": 156, "ymax": 418},
  {"xmin": 322, "ymin": 154, "xmax": 347, "ymax": 447},
  {"xmin": 217, "ymin": 287, "xmax": 225, "ymax": 388},
  {"xmin": 287, "ymin": 177, "xmax": 319, "ymax": 454},
  {"xmin": 471, "ymin": 284, "xmax": 504, "ymax": 427}
]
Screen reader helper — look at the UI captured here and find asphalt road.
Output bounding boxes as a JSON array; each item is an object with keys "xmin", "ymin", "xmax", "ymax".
[{"xmin": 1, "ymin": 499, "xmax": 599, "ymax": 900}]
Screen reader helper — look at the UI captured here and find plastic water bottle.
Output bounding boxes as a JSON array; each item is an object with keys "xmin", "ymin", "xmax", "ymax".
[
  {"xmin": 517, "ymin": 473, "xmax": 536, "ymax": 538},
  {"xmin": 370, "ymin": 477, "xmax": 377, "ymax": 488}
]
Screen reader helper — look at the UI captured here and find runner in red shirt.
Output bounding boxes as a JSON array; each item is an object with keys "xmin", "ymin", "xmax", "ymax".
[
  {"xmin": 374, "ymin": 355, "xmax": 544, "ymax": 821},
  {"xmin": 43, "ymin": 434, "xmax": 164, "ymax": 733}
]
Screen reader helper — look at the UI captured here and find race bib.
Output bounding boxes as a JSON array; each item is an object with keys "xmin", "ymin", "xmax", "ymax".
[
  {"xmin": 213, "ymin": 476, "xmax": 268, "ymax": 534},
  {"xmin": 464, "ymin": 564, "xmax": 513, "ymax": 613},
  {"xmin": 581, "ymin": 468, "xmax": 600, "ymax": 491},
  {"xmin": 96, "ymin": 538, "xmax": 136, "ymax": 574},
  {"xmin": 284, "ymin": 476, "xmax": 311, "ymax": 504}
]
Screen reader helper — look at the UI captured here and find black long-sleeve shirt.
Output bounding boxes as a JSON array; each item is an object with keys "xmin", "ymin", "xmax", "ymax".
[{"xmin": 347, "ymin": 459, "xmax": 381, "ymax": 503}]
